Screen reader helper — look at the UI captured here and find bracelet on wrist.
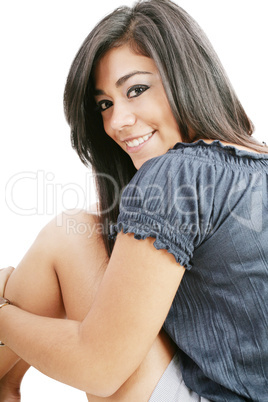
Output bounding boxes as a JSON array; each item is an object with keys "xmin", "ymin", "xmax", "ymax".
[{"xmin": 0, "ymin": 297, "xmax": 11, "ymax": 346}]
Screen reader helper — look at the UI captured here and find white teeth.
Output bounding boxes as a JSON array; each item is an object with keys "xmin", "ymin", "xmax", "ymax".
[
  {"xmin": 132, "ymin": 139, "xmax": 140, "ymax": 146},
  {"xmin": 126, "ymin": 132, "xmax": 153, "ymax": 148}
]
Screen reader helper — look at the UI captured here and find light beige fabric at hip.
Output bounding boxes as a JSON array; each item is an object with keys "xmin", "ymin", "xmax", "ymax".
[{"xmin": 148, "ymin": 353, "xmax": 210, "ymax": 402}]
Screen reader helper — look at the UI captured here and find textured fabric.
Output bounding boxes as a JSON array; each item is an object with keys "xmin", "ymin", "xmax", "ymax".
[
  {"xmin": 149, "ymin": 352, "xmax": 210, "ymax": 401},
  {"xmin": 110, "ymin": 140, "xmax": 268, "ymax": 401}
]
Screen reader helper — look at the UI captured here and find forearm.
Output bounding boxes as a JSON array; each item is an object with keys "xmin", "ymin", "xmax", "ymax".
[
  {"xmin": 0, "ymin": 306, "xmax": 104, "ymax": 394},
  {"xmin": 0, "ymin": 230, "xmax": 184, "ymax": 399},
  {"xmin": 0, "ymin": 346, "xmax": 20, "ymax": 379}
]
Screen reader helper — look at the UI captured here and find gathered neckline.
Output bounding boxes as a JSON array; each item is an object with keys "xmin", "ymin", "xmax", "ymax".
[{"xmin": 171, "ymin": 139, "xmax": 268, "ymax": 160}]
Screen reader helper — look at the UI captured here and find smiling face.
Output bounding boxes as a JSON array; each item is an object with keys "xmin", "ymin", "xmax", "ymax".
[{"xmin": 94, "ymin": 45, "xmax": 182, "ymax": 169}]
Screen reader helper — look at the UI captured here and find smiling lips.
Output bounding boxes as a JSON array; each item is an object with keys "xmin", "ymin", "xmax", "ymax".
[{"xmin": 125, "ymin": 131, "xmax": 155, "ymax": 148}]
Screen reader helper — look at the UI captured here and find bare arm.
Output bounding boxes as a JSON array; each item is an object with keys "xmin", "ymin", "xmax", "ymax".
[{"xmin": 0, "ymin": 232, "xmax": 184, "ymax": 397}]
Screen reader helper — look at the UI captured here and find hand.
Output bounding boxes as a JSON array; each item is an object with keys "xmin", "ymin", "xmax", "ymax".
[{"xmin": 0, "ymin": 267, "xmax": 15, "ymax": 297}]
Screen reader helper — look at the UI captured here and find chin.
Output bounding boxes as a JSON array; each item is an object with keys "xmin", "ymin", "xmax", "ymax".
[
  {"xmin": 132, "ymin": 159, "xmax": 144, "ymax": 170},
  {"xmin": 134, "ymin": 158, "xmax": 151, "ymax": 170}
]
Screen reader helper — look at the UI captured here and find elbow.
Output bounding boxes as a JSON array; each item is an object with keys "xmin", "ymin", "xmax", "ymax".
[
  {"xmin": 92, "ymin": 387, "xmax": 121, "ymax": 399},
  {"xmin": 77, "ymin": 331, "xmax": 137, "ymax": 396},
  {"xmin": 77, "ymin": 355, "xmax": 129, "ymax": 397},
  {"xmin": 64, "ymin": 362, "xmax": 124, "ymax": 397},
  {"xmin": 89, "ymin": 357, "xmax": 137, "ymax": 397},
  {"xmin": 99, "ymin": 381, "xmax": 124, "ymax": 398},
  {"xmin": 83, "ymin": 375, "xmax": 125, "ymax": 398}
]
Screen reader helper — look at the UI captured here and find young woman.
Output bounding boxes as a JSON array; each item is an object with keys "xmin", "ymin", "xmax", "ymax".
[{"xmin": 0, "ymin": 0, "xmax": 267, "ymax": 401}]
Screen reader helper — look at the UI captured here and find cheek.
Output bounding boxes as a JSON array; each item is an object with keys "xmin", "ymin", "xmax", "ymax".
[
  {"xmin": 160, "ymin": 98, "xmax": 173, "ymax": 118},
  {"xmin": 160, "ymin": 100, "xmax": 178, "ymax": 130},
  {"xmin": 149, "ymin": 92, "xmax": 171, "ymax": 122},
  {"xmin": 102, "ymin": 119, "xmax": 109, "ymax": 134},
  {"xmin": 102, "ymin": 116, "xmax": 112, "ymax": 137},
  {"xmin": 102, "ymin": 118, "xmax": 120, "ymax": 144}
]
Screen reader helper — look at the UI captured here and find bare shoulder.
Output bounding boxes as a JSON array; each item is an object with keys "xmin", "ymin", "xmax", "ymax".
[
  {"xmin": 201, "ymin": 139, "xmax": 265, "ymax": 154},
  {"xmin": 221, "ymin": 141, "xmax": 264, "ymax": 154}
]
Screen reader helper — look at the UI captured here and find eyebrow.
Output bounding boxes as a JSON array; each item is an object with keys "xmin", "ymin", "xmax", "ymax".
[{"xmin": 94, "ymin": 71, "xmax": 152, "ymax": 95}]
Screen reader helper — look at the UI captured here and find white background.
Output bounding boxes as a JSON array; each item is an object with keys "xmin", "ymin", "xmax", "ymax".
[{"xmin": 1, "ymin": 0, "xmax": 267, "ymax": 400}]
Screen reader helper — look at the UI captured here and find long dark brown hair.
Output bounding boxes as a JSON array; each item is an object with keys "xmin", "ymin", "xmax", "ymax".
[{"xmin": 64, "ymin": 0, "xmax": 268, "ymax": 257}]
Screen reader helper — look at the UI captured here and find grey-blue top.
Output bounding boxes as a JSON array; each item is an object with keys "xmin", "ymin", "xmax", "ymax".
[{"xmin": 110, "ymin": 140, "xmax": 268, "ymax": 401}]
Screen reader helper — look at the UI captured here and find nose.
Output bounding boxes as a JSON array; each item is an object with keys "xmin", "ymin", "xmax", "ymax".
[{"xmin": 109, "ymin": 101, "xmax": 136, "ymax": 132}]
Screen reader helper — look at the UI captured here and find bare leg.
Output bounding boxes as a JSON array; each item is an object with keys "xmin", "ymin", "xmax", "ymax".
[
  {"xmin": 1, "ymin": 210, "xmax": 104, "ymax": 380},
  {"xmin": 0, "ymin": 360, "xmax": 29, "ymax": 401},
  {"xmin": 0, "ymin": 210, "xmax": 102, "ymax": 399},
  {"xmin": 1, "ymin": 210, "xmax": 176, "ymax": 400}
]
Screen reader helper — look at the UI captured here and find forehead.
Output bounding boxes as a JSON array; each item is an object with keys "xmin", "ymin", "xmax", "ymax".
[{"xmin": 94, "ymin": 45, "xmax": 158, "ymax": 87}]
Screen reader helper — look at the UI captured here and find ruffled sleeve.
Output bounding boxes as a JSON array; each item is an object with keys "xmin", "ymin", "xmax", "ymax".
[{"xmin": 110, "ymin": 150, "xmax": 216, "ymax": 270}]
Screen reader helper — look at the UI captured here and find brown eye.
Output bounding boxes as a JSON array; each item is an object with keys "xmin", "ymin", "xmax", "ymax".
[
  {"xmin": 127, "ymin": 85, "xmax": 149, "ymax": 98},
  {"xmin": 98, "ymin": 100, "xmax": 113, "ymax": 112}
]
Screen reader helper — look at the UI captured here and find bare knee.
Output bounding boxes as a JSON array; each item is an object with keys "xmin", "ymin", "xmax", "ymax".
[
  {"xmin": 38, "ymin": 209, "xmax": 107, "ymax": 263},
  {"xmin": 51, "ymin": 209, "xmax": 100, "ymax": 239},
  {"xmin": 40, "ymin": 210, "xmax": 109, "ymax": 320},
  {"xmin": 5, "ymin": 210, "xmax": 107, "ymax": 319},
  {"xmin": 36, "ymin": 209, "xmax": 108, "ymax": 283}
]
